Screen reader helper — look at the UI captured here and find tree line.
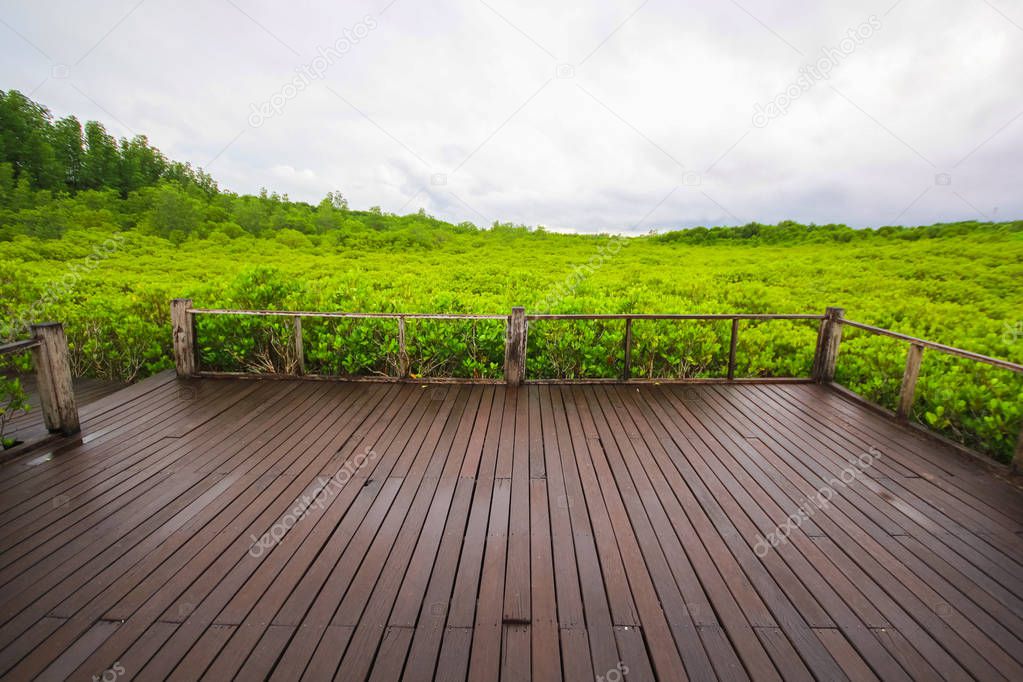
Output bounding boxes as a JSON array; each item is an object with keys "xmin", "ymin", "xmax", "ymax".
[
  {"xmin": 0, "ymin": 89, "xmax": 215, "ymax": 198},
  {"xmin": 0, "ymin": 89, "xmax": 1018, "ymax": 246}
]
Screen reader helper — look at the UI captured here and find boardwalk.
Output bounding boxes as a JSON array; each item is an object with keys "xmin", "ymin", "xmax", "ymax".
[
  {"xmin": 3, "ymin": 374, "xmax": 124, "ymax": 450},
  {"xmin": 0, "ymin": 374, "xmax": 1021, "ymax": 680}
]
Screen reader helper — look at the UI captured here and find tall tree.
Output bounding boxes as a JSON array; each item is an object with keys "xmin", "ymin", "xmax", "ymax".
[
  {"xmin": 0, "ymin": 90, "xmax": 61, "ymax": 189},
  {"xmin": 51, "ymin": 116, "xmax": 84, "ymax": 191},
  {"xmin": 119, "ymin": 135, "xmax": 166, "ymax": 196},
  {"xmin": 80, "ymin": 121, "xmax": 120, "ymax": 190}
]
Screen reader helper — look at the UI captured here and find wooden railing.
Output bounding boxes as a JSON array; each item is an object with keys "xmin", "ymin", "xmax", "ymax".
[
  {"xmin": 172, "ymin": 299, "xmax": 1023, "ymax": 469},
  {"xmin": 827, "ymin": 308, "xmax": 1023, "ymax": 470},
  {"xmin": 523, "ymin": 310, "xmax": 826, "ymax": 383},
  {"xmin": 1, "ymin": 323, "xmax": 80, "ymax": 436},
  {"xmin": 172, "ymin": 299, "xmax": 824, "ymax": 386}
]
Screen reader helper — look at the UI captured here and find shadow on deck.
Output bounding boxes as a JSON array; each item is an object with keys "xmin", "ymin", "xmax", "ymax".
[{"xmin": 0, "ymin": 374, "xmax": 1021, "ymax": 681}]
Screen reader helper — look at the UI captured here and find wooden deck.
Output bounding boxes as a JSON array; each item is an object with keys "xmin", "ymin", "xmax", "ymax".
[
  {"xmin": 1, "ymin": 374, "xmax": 1022, "ymax": 681},
  {"xmin": 3, "ymin": 374, "xmax": 125, "ymax": 450}
]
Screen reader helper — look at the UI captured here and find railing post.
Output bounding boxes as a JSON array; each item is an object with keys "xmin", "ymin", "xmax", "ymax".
[
  {"xmin": 397, "ymin": 316, "xmax": 409, "ymax": 378},
  {"xmin": 293, "ymin": 316, "xmax": 305, "ymax": 376},
  {"xmin": 622, "ymin": 318, "xmax": 633, "ymax": 381},
  {"xmin": 896, "ymin": 343, "xmax": 924, "ymax": 420},
  {"xmin": 727, "ymin": 318, "xmax": 739, "ymax": 380},
  {"xmin": 812, "ymin": 307, "xmax": 845, "ymax": 383},
  {"xmin": 505, "ymin": 307, "xmax": 526, "ymax": 386},
  {"xmin": 170, "ymin": 298, "xmax": 196, "ymax": 377},
  {"xmin": 30, "ymin": 322, "xmax": 80, "ymax": 435}
]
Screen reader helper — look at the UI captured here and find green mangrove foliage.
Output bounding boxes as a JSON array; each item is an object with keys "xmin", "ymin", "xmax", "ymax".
[{"xmin": 1, "ymin": 89, "xmax": 1021, "ymax": 462}]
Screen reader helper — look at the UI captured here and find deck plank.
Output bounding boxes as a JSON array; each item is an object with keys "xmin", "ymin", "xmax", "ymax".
[{"xmin": 0, "ymin": 379, "xmax": 1021, "ymax": 680}]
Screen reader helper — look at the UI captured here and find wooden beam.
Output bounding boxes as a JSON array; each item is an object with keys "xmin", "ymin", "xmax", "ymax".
[
  {"xmin": 812, "ymin": 306, "xmax": 845, "ymax": 383},
  {"xmin": 839, "ymin": 319, "xmax": 1023, "ymax": 374},
  {"xmin": 170, "ymin": 298, "xmax": 196, "ymax": 377},
  {"xmin": 505, "ymin": 307, "xmax": 527, "ymax": 386},
  {"xmin": 622, "ymin": 318, "xmax": 633, "ymax": 381},
  {"xmin": 727, "ymin": 318, "xmax": 739, "ymax": 380},
  {"xmin": 293, "ymin": 316, "xmax": 304, "ymax": 375},
  {"xmin": 896, "ymin": 343, "xmax": 924, "ymax": 420},
  {"xmin": 0, "ymin": 339, "xmax": 40, "ymax": 356},
  {"xmin": 30, "ymin": 322, "xmax": 79, "ymax": 435},
  {"xmin": 397, "ymin": 316, "xmax": 409, "ymax": 378}
]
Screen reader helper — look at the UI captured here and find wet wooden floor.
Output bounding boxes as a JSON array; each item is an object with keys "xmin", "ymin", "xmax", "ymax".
[
  {"xmin": 3, "ymin": 374, "xmax": 125, "ymax": 449},
  {"xmin": 1, "ymin": 374, "xmax": 1021, "ymax": 681}
]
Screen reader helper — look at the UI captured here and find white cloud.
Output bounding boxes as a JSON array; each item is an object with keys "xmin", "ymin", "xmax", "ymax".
[{"xmin": 1, "ymin": 0, "xmax": 1020, "ymax": 232}]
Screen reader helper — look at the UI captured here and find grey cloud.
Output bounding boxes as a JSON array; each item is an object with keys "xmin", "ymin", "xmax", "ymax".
[{"xmin": 0, "ymin": 0, "xmax": 1019, "ymax": 233}]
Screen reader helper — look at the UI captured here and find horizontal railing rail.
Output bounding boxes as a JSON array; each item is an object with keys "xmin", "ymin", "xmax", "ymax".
[
  {"xmin": 187, "ymin": 308, "xmax": 507, "ymax": 321},
  {"xmin": 840, "ymin": 319, "xmax": 1023, "ymax": 374},
  {"xmin": 525, "ymin": 313, "xmax": 825, "ymax": 321},
  {"xmin": 173, "ymin": 299, "xmax": 1023, "ymax": 469},
  {"xmin": 0, "ymin": 339, "xmax": 41, "ymax": 356}
]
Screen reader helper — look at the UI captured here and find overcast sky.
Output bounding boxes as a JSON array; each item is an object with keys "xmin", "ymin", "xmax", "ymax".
[{"xmin": 1, "ymin": 0, "xmax": 1021, "ymax": 233}]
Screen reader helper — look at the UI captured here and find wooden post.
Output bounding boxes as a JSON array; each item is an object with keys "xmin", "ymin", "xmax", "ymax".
[
  {"xmin": 30, "ymin": 322, "xmax": 80, "ymax": 435},
  {"xmin": 896, "ymin": 343, "xmax": 924, "ymax": 420},
  {"xmin": 171, "ymin": 299, "xmax": 196, "ymax": 377},
  {"xmin": 397, "ymin": 316, "xmax": 409, "ymax": 378},
  {"xmin": 622, "ymin": 318, "xmax": 633, "ymax": 381},
  {"xmin": 293, "ymin": 316, "xmax": 304, "ymax": 375},
  {"xmin": 505, "ymin": 307, "xmax": 526, "ymax": 386},
  {"xmin": 727, "ymin": 318, "xmax": 739, "ymax": 380},
  {"xmin": 812, "ymin": 307, "xmax": 845, "ymax": 383}
]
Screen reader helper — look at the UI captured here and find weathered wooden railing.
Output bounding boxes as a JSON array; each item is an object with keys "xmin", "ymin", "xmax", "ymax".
[
  {"xmin": 825, "ymin": 308, "xmax": 1023, "ymax": 469},
  {"xmin": 171, "ymin": 299, "xmax": 824, "ymax": 385},
  {"xmin": 0, "ymin": 322, "xmax": 80, "ymax": 435},
  {"xmin": 171, "ymin": 299, "xmax": 1023, "ymax": 469},
  {"xmin": 523, "ymin": 310, "xmax": 826, "ymax": 382}
]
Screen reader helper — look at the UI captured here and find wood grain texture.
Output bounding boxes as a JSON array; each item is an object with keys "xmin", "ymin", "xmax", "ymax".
[{"xmin": 0, "ymin": 378, "xmax": 1020, "ymax": 680}]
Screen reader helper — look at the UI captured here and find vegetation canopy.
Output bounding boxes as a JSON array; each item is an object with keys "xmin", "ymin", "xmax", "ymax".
[{"xmin": 1, "ymin": 90, "xmax": 1021, "ymax": 462}]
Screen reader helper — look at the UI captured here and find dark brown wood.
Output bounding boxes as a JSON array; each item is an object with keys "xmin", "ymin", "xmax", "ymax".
[
  {"xmin": 1, "ymin": 378, "xmax": 1021, "ymax": 681},
  {"xmin": 812, "ymin": 306, "xmax": 844, "ymax": 383},
  {"xmin": 896, "ymin": 343, "xmax": 924, "ymax": 420},
  {"xmin": 504, "ymin": 306, "xmax": 526, "ymax": 386},
  {"xmin": 728, "ymin": 317, "xmax": 740, "ymax": 380},
  {"xmin": 29, "ymin": 323, "xmax": 79, "ymax": 435},
  {"xmin": 170, "ymin": 298, "xmax": 196, "ymax": 377},
  {"xmin": 827, "ymin": 381, "xmax": 1014, "ymax": 477},
  {"xmin": 0, "ymin": 374, "xmax": 125, "ymax": 460}
]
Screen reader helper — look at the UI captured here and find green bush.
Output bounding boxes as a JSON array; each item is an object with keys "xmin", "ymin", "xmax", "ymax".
[{"xmin": 0, "ymin": 376, "xmax": 30, "ymax": 448}]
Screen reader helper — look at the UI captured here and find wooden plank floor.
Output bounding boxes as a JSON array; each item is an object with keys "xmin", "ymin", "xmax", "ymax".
[
  {"xmin": 0, "ymin": 376, "xmax": 1021, "ymax": 681},
  {"xmin": 3, "ymin": 374, "xmax": 126, "ymax": 448}
]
